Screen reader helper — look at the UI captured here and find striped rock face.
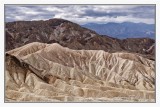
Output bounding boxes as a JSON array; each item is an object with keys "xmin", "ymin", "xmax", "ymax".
[{"xmin": 5, "ymin": 42, "xmax": 155, "ymax": 102}]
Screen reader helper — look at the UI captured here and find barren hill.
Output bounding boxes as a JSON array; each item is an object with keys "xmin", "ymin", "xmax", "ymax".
[
  {"xmin": 5, "ymin": 42, "xmax": 155, "ymax": 102},
  {"xmin": 5, "ymin": 19, "xmax": 155, "ymax": 60}
]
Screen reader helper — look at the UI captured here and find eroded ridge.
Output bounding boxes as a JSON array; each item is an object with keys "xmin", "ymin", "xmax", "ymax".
[{"xmin": 5, "ymin": 42, "xmax": 155, "ymax": 102}]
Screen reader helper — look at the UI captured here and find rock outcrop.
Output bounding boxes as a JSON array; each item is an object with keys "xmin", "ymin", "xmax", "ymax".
[{"xmin": 5, "ymin": 42, "xmax": 155, "ymax": 102}]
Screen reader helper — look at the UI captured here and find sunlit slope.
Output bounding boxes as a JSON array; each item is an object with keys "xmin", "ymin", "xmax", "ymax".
[{"xmin": 5, "ymin": 42, "xmax": 155, "ymax": 102}]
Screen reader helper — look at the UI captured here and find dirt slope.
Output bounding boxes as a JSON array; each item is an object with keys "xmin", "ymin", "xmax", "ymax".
[{"xmin": 5, "ymin": 42, "xmax": 155, "ymax": 102}]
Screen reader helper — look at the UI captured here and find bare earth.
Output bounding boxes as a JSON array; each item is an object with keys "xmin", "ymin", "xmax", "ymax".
[{"xmin": 5, "ymin": 42, "xmax": 155, "ymax": 102}]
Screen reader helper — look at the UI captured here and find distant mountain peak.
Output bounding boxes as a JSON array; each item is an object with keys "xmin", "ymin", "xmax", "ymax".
[{"xmin": 82, "ymin": 22, "xmax": 155, "ymax": 39}]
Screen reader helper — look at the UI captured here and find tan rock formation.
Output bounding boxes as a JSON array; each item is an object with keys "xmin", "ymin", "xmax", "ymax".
[{"xmin": 5, "ymin": 42, "xmax": 155, "ymax": 102}]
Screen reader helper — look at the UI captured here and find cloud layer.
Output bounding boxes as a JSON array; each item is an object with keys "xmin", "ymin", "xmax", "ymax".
[{"xmin": 5, "ymin": 5, "xmax": 155, "ymax": 24}]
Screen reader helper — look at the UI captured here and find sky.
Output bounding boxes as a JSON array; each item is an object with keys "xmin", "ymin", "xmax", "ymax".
[{"xmin": 5, "ymin": 5, "xmax": 155, "ymax": 24}]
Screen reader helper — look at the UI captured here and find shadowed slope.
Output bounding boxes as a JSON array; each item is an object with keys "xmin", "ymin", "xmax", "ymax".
[{"xmin": 6, "ymin": 19, "xmax": 155, "ymax": 60}]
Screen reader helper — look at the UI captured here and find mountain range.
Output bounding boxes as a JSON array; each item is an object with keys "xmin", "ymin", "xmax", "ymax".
[
  {"xmin": 5, "ymin": 18, "xmax": 155, "ymax": 102},
  {"xmin": 82, "ymin": 22, "xmax": 155, "ymax": 39},
  {"xmin": 5, "ymin": 19, "xmax": 155, "ymax": 60}
]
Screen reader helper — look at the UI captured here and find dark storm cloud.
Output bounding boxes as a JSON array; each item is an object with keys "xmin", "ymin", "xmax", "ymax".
[{"xmin": 5, "ymin": 5, "xmax": 155, "ymax": 24}]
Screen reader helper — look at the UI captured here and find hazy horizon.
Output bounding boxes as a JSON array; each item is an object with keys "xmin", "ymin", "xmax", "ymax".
[{"xmin": 5, "ymin": 5, "xmax": 155, "ymax": 24}]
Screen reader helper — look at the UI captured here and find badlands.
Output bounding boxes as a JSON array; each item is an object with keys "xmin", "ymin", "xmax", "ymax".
[{"xmin": 5, "ymin": 42, "xmax": 155, "ymax": 102}]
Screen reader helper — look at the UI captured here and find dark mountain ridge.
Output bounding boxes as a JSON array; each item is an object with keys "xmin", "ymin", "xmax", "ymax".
[{"xmin": 5, "ymin": 18, "xmax": 155, "ymax": 60}]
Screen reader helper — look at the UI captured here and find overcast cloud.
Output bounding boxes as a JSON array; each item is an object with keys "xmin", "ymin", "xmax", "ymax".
[{"xmin": 5, "ymin": 5, "xmax": 155, "ymax": 24}]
